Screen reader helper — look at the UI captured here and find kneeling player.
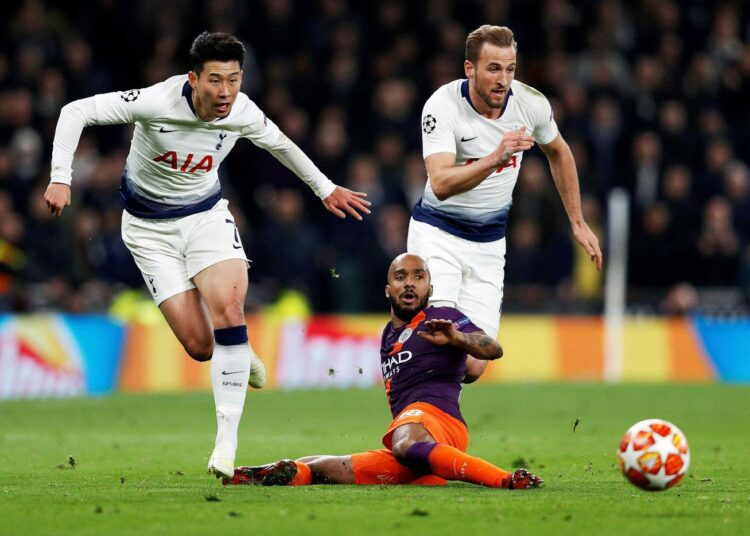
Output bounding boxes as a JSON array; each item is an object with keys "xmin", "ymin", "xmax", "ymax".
[{"xmin": 224, "ymin": 253, "xmax": 542, "ymax": 489}]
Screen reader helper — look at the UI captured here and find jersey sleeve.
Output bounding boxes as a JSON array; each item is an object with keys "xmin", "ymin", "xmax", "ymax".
[
  {"xmin": 530, "ymin": 93, "xmax": 559, "ymax": 146},
  {"xmin": 421, "ymin": 92, "xmax": 458, "ymax": 159},
  {"xmin": 92, "ymin": 82, "xmax": 167, "ymax": 125},
  {"xmin": 452, "ymin": 313, "xmax": 482, "ymax": 334},
  {"xmin": 432, "ymin": 307, "xmax": 482, "ymax": 334},
  {"xmin": 50, "ymin": 82, "xmax": 166, "ymax": 185}
]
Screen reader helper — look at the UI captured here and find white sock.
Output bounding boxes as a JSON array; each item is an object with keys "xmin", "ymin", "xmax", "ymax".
[{"xmin": 210, "ymin": 342, "xmax": 251, "ymax": 450}]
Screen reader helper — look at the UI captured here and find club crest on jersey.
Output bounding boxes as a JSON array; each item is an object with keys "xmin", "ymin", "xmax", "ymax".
[
  {"xmin": 120, "ymin": 89, "xmax": 140, "ymax": 102},
  {"xmin": 216, "ymin": 132, "xmax": 227, "ymax": 151},
  {"xmin": 398, "ymin": 327, "xmax": 414, "ymax": 343},
  {"xmin": 422, "ymin": 115, "xmax": 437, "ymax": 133}
]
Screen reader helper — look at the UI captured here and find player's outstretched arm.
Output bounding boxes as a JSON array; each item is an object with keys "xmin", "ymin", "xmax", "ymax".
[
  {"xmin": 321, "ymin": 186, "xmax": 371, "ymax": 220},
  {"xmin": 44, "ymin": 183, "xmax": 71, "ymax": 217},
  {"xmin": 540, "ymin": 134, "xmax": 603, "ymax": 271},
  {"xmin": 418, "ymin": 319, "xmax": 503, "ymax": 360},
  {"xmin": 427, "ymin": 127, "xmax": 535, "ymax": 201}
]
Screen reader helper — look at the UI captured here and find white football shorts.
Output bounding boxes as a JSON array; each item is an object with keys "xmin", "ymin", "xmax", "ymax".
[
  {"xmin": 121, "ymin": 198, "xmax": 249, "ymax": 305},
  {"xmin": 407, "ymin": 218, "xmax": 505, "ymax": 337}
]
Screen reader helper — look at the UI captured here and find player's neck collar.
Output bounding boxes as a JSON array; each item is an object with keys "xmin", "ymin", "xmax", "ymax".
[
  {"xmin": 461, "ymin": 79, "xmax": 513, "ymax": 119},
  {"xmin": 182, "ymin": 81, "xmax": 198, "ymax": 117}
]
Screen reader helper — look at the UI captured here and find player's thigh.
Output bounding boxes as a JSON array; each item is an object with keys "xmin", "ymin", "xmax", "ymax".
[
  {"xmin": 192, "ymin": 259, "xmax": 248, "ymax": 328},
  {"xmin": 390, "ymin": 423, "xmax": 435, "ymax": 460},
  {"xmin": 121, "ymin": 212, "xmax": 214, "ymax": 359},
  {"xmin": 407, "ymin": 219, "xmax": 462, "ymax": 305},
  {"xmin": 186, "ymin": 200, "xmax": 250, "ymax": 328},
  {"xmin": 158, "ymin": 288, "xmax": 214, "ymax": 361},
  {"xmin": 457, "ymin": 239, "xmax": 506, "ymax": 338}
]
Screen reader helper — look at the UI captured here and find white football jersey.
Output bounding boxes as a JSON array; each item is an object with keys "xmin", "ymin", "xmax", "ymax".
[
  {"xmin": 415, "ymin": 79, "xmax": 558, "ymax": 242},
  {"xmin": 51, "ymin": 75, "xmax": 334, "ymax": 218}
]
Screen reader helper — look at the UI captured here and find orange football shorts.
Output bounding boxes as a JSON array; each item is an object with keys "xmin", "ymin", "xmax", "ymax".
[{"xmin": 350, "ymin": 402, "xmax": 469, "ymax": 485}]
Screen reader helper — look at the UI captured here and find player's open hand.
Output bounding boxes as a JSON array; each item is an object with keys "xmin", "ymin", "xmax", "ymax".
[
  {"xmin": 496, "ymin": 126, "xmax": 535, "ymax": 167},
  {"xmin": 44, "ymin": 183, "xmax": 71, "ymax": 217},
  {"xmin": 572, "ymin": 221, "xmax": 603, "ymax": 271},
  {"xmin": 418, "ymin": 319, "xmax": 459, "ymax": 346},
  {"xmin": 322, "ymin": 186, "xmax": 371, "ymax": 221}
]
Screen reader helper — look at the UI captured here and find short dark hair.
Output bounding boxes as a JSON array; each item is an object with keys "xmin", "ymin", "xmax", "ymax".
[
  {"xmin": 465, "ymin": 25, "xmax": 517, "ymax": 64},
  {"xmin": 189, "ymin": 31, "xmax": 245, "ymax": 73}
]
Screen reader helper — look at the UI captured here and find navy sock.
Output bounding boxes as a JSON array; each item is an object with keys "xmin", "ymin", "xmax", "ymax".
[
  {"xmin": 403, "ymin": 441, "xmax": 437, "ymax": 473},
  {"xmin": 214, "ymin": 325, "xmax": 248, "ymax": 346}
]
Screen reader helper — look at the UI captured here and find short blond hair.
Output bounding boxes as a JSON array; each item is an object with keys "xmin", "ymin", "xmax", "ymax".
[{"xmin": 465, "ymin": 25, "xmax": 517, "ymax": 63}]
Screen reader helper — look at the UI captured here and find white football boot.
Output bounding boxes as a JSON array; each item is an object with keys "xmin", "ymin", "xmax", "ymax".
[{"xmin": 208, "ymin": 440, "xmax": 236, "ymax": 479}]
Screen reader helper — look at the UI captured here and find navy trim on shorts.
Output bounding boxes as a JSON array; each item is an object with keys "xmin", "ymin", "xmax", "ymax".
[
  {"xmin": 214, "ymin": 326, "xmax": 248, "ymax": 346},
  {"xmin": 119, "ymin": 175, "xmax": 222, "ymax": 219},
  {"xmin": 412, "ymin": 198, "xmax": 509, "ymax": 242}
]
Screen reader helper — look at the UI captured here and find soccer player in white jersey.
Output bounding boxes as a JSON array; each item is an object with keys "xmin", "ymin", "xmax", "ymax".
[
  {"xmin": 408, "ymin": 25, "xmax": 602, "ymax": 382},
  {"xmin": 43, "ymin": 32, "xmax": 370, "ymax": 478}
]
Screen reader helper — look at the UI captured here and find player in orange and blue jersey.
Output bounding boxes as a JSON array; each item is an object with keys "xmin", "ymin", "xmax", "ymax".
[{"xmin": 224, "ymin": 253, "xmax": 542, "ymax": 489}]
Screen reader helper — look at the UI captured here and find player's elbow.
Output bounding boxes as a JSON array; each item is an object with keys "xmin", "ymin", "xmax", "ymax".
[{"xmin": 430, "ymin": 178, "xmax": 452, "ymax": 201}]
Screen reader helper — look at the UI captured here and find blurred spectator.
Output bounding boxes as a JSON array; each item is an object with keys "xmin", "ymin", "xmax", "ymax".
[
  {"xmin": 722, "ymin": 161, "xmax": 750, "ymax": 242},
  {"xmin": 252, "ymin": 188, "xmax": 324, "ymax": 304},
  {"xmin": 630, "ymin": 131, "xmax": 662, "ymax": 208},
  {"xmin": 695, "ymin": 196, "xmax": 741, "ymax": 286},
  {"xmin": 629, "ymin": 202, "xmax": 679, "ymax": 287},
  {"xmin": 1, "ymin": 0, "xmax": 749, "ymax": 313}
]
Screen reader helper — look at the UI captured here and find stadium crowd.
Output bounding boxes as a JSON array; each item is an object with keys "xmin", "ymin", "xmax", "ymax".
[{"xmin": 1, "ymin": 0, "xmax": 749, "ymax": 314}]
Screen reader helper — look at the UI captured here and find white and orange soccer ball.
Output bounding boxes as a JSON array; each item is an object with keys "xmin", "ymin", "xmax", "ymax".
[{"xmin": 616, "ymin": 419, "xmax": 690, "ymax": 491}]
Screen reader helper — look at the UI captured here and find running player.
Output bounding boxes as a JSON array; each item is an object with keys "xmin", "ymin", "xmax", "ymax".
[
  {"xmin": 224, "ymin": 253, "xmax": 542, "ymax": 489},
  {"xmin": 408, "ymin": 25, "xmax": 603, "ymax": 382},
  {"xmin": 43, "ymin": 32, "xmax": 370, "ymax": 478}
]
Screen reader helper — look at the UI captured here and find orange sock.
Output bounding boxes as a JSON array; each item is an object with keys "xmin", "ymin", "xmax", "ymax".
[
  {"xmin": 290, "ymin": 461, "xmax": 313, "ymax": 486},
  {"xmin": 427, "ymin": 444, "xmax": 512, "ymax": 488}
]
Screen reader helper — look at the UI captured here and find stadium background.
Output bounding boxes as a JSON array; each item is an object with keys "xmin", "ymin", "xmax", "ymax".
[{"xmin": 1, "ymin": 0, "xmax": 750, "ymax": 397}]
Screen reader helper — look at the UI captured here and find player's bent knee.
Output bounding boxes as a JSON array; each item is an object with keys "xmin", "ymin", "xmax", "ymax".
[
  {"xmin": 391, "ymin": 438, "xmax": 418, "ymax": 463},
  {"xmin": 211, "ymin": 301, "xmax": 246, "ymax": 328},
  {"xmin": 184, "ymin": 338, "xmax": 214, "ymax": 361}
]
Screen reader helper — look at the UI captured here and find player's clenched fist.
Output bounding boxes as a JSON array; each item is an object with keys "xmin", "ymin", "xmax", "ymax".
[
  {"xmin": 44, "ymin": 183, "xmax": 71, "ymax": 217},
  {"xmin": 494, "ymin": 126, "xmax": 535, "ymax": 167}
]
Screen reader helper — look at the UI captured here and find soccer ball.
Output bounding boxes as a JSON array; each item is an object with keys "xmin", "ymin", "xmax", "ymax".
[{"xmin": 616, "ymin": 419, "xmax": 690, "ymax": 491}]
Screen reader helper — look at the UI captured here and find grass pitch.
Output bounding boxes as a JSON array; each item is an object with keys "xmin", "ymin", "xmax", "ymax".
[{"xmin": 1, "ymin": 384, "xmax": 748, "ymax": 535}]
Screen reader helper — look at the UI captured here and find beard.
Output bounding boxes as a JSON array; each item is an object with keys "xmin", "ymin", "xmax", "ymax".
[
  {"xmin": 475, "ymin": 83, "xmax": 505, "ymax": 109},
  {"xmin": 388, "ymin": 292, "xmax": 430, "ymax": 323}
]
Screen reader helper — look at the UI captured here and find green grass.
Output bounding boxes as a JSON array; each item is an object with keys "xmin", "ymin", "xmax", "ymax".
[{"xmin": 1, "ymin": 384, "xmax": 748, "ymax": 535}]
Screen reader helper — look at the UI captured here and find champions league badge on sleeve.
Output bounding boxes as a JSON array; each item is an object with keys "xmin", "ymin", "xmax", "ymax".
[
  {"xmin": 398, "ymin": 327, "xmax": 414, "ymax": 343},
  {"xmin": 422, "ymin": 114, "xmax": 437, "ymax": 134},
  {"xmin": 120, "ymin": 89, "xmax": 141, "ymax": 102}
]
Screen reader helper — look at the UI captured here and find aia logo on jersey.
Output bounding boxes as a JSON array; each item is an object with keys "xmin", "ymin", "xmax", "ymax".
[
  {"xmin": 465, "ymin": 156, "xmax": 517, "ymax": 173},
  {"xmin": 153, "ymin": 152, "xmax": 213, "ymax": 173}
]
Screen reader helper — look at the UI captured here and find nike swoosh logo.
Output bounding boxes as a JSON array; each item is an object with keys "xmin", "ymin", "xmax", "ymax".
[
  {"xmin": 460, "ymin": 136, "xmax": 478, "ymax": 142},
  {"xmin": 159, "ymin": 127, "xmax": 177, "ymax": 133},
  {"xmin": 222, "ymin": 370, "xmax": 246, "ymax": 375},
  {"xmin": 232, "ymin": 244, "xmax": 242, "ymax": 250}
]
